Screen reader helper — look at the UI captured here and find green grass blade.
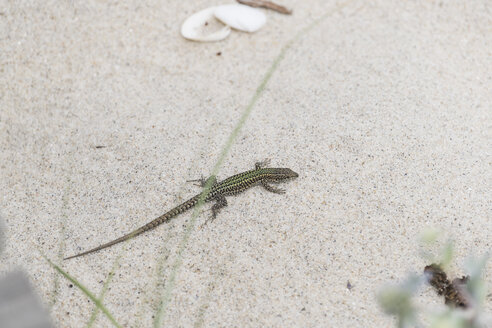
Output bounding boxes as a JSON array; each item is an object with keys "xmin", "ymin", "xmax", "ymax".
[
  {"xmin": 42, "ymin": 254, "xmax": 122, "ymax": 328},
  {"xmin": 86, "ymin": 253, "xmax": 122, "ymax": 327}
]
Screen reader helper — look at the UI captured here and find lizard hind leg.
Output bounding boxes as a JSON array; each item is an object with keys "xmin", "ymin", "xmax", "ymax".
[
  {"xmin": 187, "ymin": 175, "xmax": 217, "ymax": 188},
  {"xmin": 255, "ymin": 159, "xmax": 271, "ymax": 170},
  {"xmin": 203, "ymin": 195, "xmax": 228, "ymax": 227}
]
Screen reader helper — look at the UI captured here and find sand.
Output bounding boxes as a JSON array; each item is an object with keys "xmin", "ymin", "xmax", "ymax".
[{"xmin": 0, "ymin": 0, "xmax": 490, "ymax": 327}]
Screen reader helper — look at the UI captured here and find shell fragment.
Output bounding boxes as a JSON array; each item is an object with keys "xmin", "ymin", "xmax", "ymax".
[
  {"xmin": 214, "ymin": 4, "xmax": 266, "ymax": 33},
  {"xmin": 181, "ymin": 7, "xmax": 231, "ymax": 42}
]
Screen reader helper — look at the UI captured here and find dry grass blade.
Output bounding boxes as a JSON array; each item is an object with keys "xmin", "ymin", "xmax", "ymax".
[{"xmin": 237, "ymin": 0, "xmax": 292, "ymax": 15}]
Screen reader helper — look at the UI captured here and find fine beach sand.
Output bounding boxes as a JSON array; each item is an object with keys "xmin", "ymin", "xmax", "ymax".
[{"xmin": 1, "ymin": 1, "xmax": 491, "ymax": 327}]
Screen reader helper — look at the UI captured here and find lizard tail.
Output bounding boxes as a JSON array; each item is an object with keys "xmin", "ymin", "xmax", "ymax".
[
  {"xmin": 63, "ymin": 225, "xmax": 148, "ymax": 260},
  {"xmin": 64, "ymin": 196, "xmax": 199, "ymax": 260}
]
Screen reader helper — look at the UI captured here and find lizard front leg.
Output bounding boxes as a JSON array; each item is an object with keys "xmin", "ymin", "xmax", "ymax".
[{"xmin": 261, "ymin": 180, "xmax": 285, "ymax": 194}]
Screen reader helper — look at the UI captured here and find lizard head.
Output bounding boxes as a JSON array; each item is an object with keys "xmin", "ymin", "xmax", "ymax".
[{"xmin": 269, "ymin": 168, "xmax": 299, "ymax": 181}]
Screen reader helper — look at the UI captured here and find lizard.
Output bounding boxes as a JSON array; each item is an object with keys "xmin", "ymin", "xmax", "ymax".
[{"xmin": 64, "ymin": 160, "xmax": 298, "ymax": 260}]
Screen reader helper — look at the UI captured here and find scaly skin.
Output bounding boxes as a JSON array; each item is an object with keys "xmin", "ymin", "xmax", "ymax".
[{"xmin": 64, "ymin": 161, "xmax": 298, "ymax": 260}]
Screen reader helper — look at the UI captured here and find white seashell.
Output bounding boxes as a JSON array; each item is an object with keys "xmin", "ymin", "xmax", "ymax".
[
  {"xmin": 181, "ymin": 7, "xmax": 231, "ymax": 42},
  {"xmin": 214, "ymin": 4, "xmax": 266, "ymax": 33}
]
